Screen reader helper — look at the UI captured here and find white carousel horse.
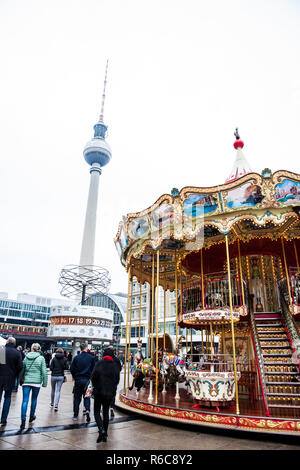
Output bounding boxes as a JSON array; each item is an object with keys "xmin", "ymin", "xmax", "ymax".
[
  {"xmin": 131, "ymin": 339, "xmax": 144, "ymax": 377},
  {"xmin": 160, "ymin": 336, "xmax": 186, "ymax": 390}
]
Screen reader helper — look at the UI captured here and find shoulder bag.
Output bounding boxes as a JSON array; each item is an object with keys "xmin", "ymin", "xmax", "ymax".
[{"xmin": 20, "ymin": 356, "xmax": 39, "ymax": 386}]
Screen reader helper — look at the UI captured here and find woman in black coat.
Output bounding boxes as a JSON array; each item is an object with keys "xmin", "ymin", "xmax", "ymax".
[{"xmin": 91, "ymin": 348, "xmax": 120, "ymax": 443}]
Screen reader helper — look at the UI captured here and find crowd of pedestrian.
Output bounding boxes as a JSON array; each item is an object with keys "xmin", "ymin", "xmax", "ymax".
[{"xmin": 0, "ymin": 337, "xmax": 122, "ymax": 444}]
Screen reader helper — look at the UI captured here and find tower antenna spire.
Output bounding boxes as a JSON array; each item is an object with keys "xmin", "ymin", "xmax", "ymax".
[{"xmin": 99, "ymin": 59, "xmax": 109, "ymax": 122}]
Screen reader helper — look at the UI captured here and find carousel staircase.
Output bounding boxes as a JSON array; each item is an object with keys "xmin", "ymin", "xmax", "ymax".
[{"xmin": 254, "ymin": 313, "xmax": 300, "ymax": 410}]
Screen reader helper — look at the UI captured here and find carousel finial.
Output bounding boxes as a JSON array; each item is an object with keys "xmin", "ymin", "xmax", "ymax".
[
  {"xmin": 233, "ymin": 127, "xmax": 244, "ymax": 149},
  {"xmin": 234, "ymin": 128, "xmax": 240, "ymax": 140}
]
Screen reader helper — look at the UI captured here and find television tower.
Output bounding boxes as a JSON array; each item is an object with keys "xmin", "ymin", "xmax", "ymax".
[{"xmin": 80, "ymin": 59, "xmax": 112, "ymax": 266}]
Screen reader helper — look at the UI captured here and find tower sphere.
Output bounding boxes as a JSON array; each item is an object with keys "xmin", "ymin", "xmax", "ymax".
[
  {"xmin": 83, "ymin": 137, "xmax": 112, "ymax": 167},
  {"xmin": 83, "ymin": 121, "xmax": 112, "ymax": 167}
]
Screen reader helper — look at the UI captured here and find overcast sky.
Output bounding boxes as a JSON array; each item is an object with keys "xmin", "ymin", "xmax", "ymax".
[{"xmin": 0, "ymin": 0, "xmax": 300, "ymax": 301}]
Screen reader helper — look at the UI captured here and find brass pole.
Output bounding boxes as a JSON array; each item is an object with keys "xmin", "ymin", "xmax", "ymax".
[
  {"xmin": 191, "ymin": 328, "xmax": 193, "ymax": 361},
  {"xmin": 222, "ymin": 324, "xmax": 226, "ymax": 355},
  {"xmin": 201, "ymin": 328, "xmax": 204, "ymax": 353},
  {"xmin": 151, "ymin": 253, "xmax": 155, "ymax": 356},
  {"xmin": 225, "ymin": 235, "xmax": 240, "ymax": 415},
  {"xmin": 271, "ymin": 256, "xmax": 279, "ymax": 311},
  {"xmin": 186, "ymin": 327, "xmax": 188, "ymax": 355},
  {"xmin": 175, "ymin": 250, "xmax": 178, "ymax": 345},
  {"xmin": 163, "ymin": 277, "xmax": 166, "ymax": 351},
  {"xmin": 237, "ymin": 239, "xmax": 245, "ymax": 307},
  {"xmin": 123, "ymin": 268, "xmax": 131, "ymax": 394},
  {"xmin": 210, "ymin": 322, "xmax": 213, "ymax": 362},
  {"xmin": 294, "ymin": 241, "xmax": 299, "ymax": 271},
  {"xmin": 201, "ymin": 249, "xmax": 205, "ymax": 309},
  {"xmin": 138, "ymin": 260, "xmax": 142, "ymax": 341},
  {"xmin": 281, "ymin": 237, "xmax": 292, "ymax": 305},
  {"xmin": 148, "ymin": 284, "xmax": 152, "ymax": 357},
  {"xmin": 155, "ymin": 250, "xmax": 160, "ymax": 404},
  {"xmin": 127, "ymin": 275, "xmax": 133, "ymax": 391}
]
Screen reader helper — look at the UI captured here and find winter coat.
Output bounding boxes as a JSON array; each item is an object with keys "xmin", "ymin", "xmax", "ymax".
[
  {"xmin": 70, "ymin": 351, "xmax": 95, "ymax": 380},
  {"xmin": 91, "ymin": 356, "xmax": 120, "ymax": 400},
  {"xmin": 0, "ymin": 344, "xmax": 23, "ymax": 390},
  {"xmin": 50, "ymin": 353, "xmax": 68, "ymax": 377},
  {"xmin": 19, "ymin": 351, "xmax": 48, "ymax": 387}
]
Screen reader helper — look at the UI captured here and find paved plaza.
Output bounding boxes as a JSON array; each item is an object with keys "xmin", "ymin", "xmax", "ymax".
[{"xmin": 0, "ymin": 371, "xmax": 300, "ymax": 451}]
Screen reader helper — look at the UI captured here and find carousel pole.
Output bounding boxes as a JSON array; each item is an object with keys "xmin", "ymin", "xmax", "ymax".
[
  {"xmin": 123, "ymin": 267, "xmax": 131, "ymax": 394},
  {"xmin": 127, "ymin": 274, "xmax": 133, "ymax": 391},
  {"xmin": 210, "ymin": 322, "xmax": 214, "ymax": 368},
  {"xmin": 281, "ymin": 237, "xmax": 292, "ymax": 306},
  {"xmin": 155, "ymin": 250, "xmax": 160, "ymax": 404},
  {"xmin": 271, "ymin": 256, "xmax": 280, "ymax": 311},
  {"xmin": 186, "ymin": 327, "xmax": 188, "ymax": 355},
  {"xmin": 138, "ymin": 260, "xmax": 142, "ymax": 341},
  {"xmin": 225, "ymin": 235, "xmax": 240, "ymax": 415},
  {"xmin": 222, "ymin": 324, "xmax": 226, "ymax": 368},
  {"xmin": 201, "ymin": 249, "xmax": 205, "ymax": 309},
  {"xmin": 237, "ymin": 239, "xmax": 245, "ymax": 308},
  {"xmin": 294, "ymin": 241, "xmax": 299, "ymax": 271},
  {"xmin": 163, "ymin": 273, "xmax": 166, "ymax": 351},
  {"xmin": 151, "ymin": 253, "xmax": 155, "ymax": 356},
  {"xmin": 175, "ymin": 250, "xmax": 178, "ymax": 346},
  {"xmin": 191, "ymin": 328, "xmax": 193, "ymax": 361}
]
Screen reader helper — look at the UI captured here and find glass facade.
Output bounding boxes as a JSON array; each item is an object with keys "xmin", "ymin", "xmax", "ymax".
[
  {"xmin": 86, "ymin": 293, "xmax": 126, "ymax": 352},
  {"xmin": 0, "ymin": 300, "xmax": 50, "ymax": 324}
]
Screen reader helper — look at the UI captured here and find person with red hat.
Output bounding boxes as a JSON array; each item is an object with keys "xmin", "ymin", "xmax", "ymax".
[{"xmin": 91, "ymin": 347, "xmax": 120, "ymax": 443}]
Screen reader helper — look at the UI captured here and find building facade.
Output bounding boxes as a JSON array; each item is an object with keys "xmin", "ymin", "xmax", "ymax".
[
  {"xmin": 0, "ymin": 293, "xmax": 71, "ymax": 350},
  {"xmin": 119, "ymin": 278, "xmax": 217, "ymax": 356}
]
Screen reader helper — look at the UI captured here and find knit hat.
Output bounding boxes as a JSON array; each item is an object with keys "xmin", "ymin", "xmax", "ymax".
[{"xmin": 103, "ymin": 348, "xmax": 114, "ymax": 357}]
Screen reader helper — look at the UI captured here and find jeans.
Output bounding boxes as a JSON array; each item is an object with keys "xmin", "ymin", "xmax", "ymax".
[
  {"xmin": 73, "ymin": 377, "xmax": 90, "ymax": 417},
  {"xmin": 51, "ymin": 376, "xmax": 64, "ymax": 406},
  {"xmin": 94, "ymin": 394, "xmax": 111, "ymax": 434},
  {"xmin": 21, "ymin": 386, "xmax": 40, "ymax": 421},
  {"xmin": 12, "ymin": 377, "xmax": 19, "ymax": 392},
  {"xmin": 0, "ymin": 385, "xmax": 12, "ymax": 422}
]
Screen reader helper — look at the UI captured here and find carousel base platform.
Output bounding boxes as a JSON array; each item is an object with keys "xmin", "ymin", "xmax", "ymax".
[{"xmin": 116, "ymin": 387, "xmax": 300, "ymax": 437}]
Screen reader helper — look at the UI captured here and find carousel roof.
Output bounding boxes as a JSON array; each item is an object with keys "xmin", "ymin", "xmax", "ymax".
[{"xmin": 114, "ymin": 131, "xmax": 300, "ymax": 288}]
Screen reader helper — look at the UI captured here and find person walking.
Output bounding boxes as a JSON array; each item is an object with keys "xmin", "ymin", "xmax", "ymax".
[
  {"xmin": 0, "ymin": 337, "xmax": 23, "ymax": 426},
  {"xmin": 12, "ymin": 346, "xmax": 25, "ymax": 392},
  {"xmin": 91, "ymin": 348, "xmax": 120, "ymax": 443},
  {"xmin": 49, "ymin": 348, "xmax": 68, "ymax": 412},
  {"xmin": 19, "ymin": 343, "xmax": 48, "ymax": 429},
  {"xmin": 70, "ymin": 343, "xmax": 94, "ymax": 423},
  {"xmin": 107, "ymin": 345, "xmax": 122, "ymax": 419}
]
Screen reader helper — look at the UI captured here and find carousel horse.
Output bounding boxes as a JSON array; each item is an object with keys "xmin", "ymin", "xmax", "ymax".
[
  {"xmin": 160, "ymin": 336, "xmax": 186, "ymax": 387},
  {"xmin": 131, "ymin": 339, "xmax": 144, "ymax": 377},
  {"xmin": 129, "ymin": 349, "xmax": 163, "ymax": 392}
]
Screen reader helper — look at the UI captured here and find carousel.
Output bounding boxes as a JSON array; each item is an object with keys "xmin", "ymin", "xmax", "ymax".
[{"xmin": 114, "ymin": 130, "xmax": 300, "ymax": 435}]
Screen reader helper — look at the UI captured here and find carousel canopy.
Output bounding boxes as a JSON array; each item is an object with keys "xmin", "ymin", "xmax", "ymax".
[{"xmin": 115, "ymin": 131, "xmax": 300, "ymax": 289}]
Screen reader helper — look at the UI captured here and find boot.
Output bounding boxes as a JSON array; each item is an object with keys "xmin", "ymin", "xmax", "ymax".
[
  {"xmin": 102, "ymin": 429, "xmax": 107, "ymax": 442},
  {"xmin": 20, "ymin": 420, "xmax": 26, "ymax": 430}
]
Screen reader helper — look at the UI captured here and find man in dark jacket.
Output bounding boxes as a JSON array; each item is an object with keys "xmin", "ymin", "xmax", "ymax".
[
  {"xmin": 107, "ymin": 345, "xmax": 122, "ymax": 419},
  {"xmin": 91, "ymin": 348, "xmax": 120, "ymax": 443},
  {"xmin": 0, "ymin": 337, "xmax": 23, "ymax": 425},
  {"xmin": 70, "ymin": 343, "xmax": 94, "ymax": 423}
]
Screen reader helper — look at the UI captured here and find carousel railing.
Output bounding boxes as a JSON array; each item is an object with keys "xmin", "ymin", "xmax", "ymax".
[
  {"xmin": 249, "ymin": 310, "xmax": 270, "ymax": 416},
  {"xmin": 279, "ymin": 287, "xmax": 300, "ymax": 347},
  {"xmin": 181, "ymin": 270, "xmax": 243, "ymax": 313},
  {"xmin": 183, "ymin": 354, "xmax": 260, "ymax": 407}
]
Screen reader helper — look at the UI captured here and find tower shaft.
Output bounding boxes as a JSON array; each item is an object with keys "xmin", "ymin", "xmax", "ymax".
[{"xmin": 79, "ymin": 163, "xmax": 102, "ymax": 266}]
